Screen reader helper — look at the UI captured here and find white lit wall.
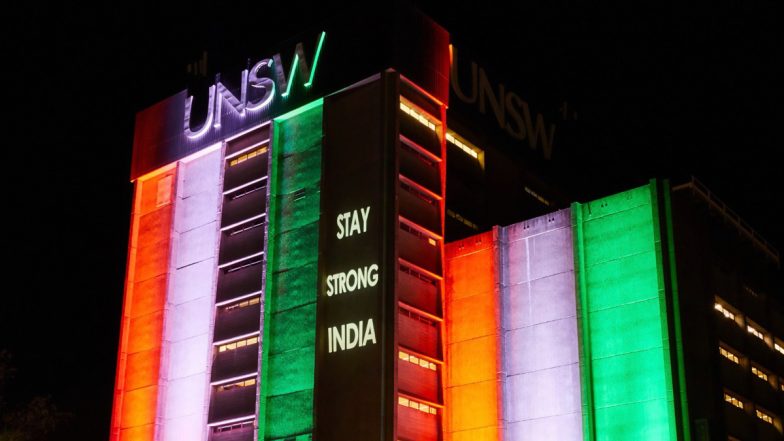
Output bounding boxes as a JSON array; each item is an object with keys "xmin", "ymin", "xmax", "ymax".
[
  {"xmin": 500, "ymin": 209, "xmax": 584, "ymax": 440},
  {"xmin": 159, "ymin": 146, "xmax": 223, "ymax": 441}
]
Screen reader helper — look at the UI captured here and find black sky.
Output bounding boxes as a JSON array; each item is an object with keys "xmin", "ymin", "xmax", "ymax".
[{"xmin": 3, "ymin": 2, "xmax": 782, "ymax": 439}]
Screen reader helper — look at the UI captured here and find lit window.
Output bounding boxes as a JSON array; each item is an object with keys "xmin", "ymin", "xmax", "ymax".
[
  {"xmin": 398, "ymin": 396, "xmax": 438, "ymax": 415},
  {"xmin": 774, "ymin": 342, "xmax": 784, "ymax": 355},
  {"xmin": 445, "ymin": 132, "xmax": 480, "ymax": 159},
  {"xmin": 724, "ymin": 392, "xmax": 744, "ymax": 410},
  {"xmin": 756, "ymin": 409, "xmax": 774, "ymax": 425},
  {"xmin": 714, "ymin": 302, "xmax": 736, "ymax": 321},
  {"xmin": 218, "ymin": 336, "xmax": 259, "ymax": 353},
  {"xmin": 223, "ymin": 296, "xmax": 261, "ymax": 312},
  {"xmin": 720, "ymin": 346, "xmax": 740, "ymax": 364},
  {"xmin": 400, "ymin": 102, "xmax": 437, "ymax": 131},
  {"xmin": 747, "ymin": 324, "xmax": 765, "ymax": 341},
  {"xmin": 398, "ymin": 351, "xmax": 438, "ymax": 371},
  {"xmin": 229, "ymin": 146, "xmax": 268, "ymax": 167},
  {"xmin": 780, "ymin": 382, "xmax": 784, "ymax": 392},
  {"xmin": 217, "ymin": 378, "xmax": 256, "ymax": 392},
  {"xmin": 751, "ymin": 366, "xmax": 769, "ymax": 382}
]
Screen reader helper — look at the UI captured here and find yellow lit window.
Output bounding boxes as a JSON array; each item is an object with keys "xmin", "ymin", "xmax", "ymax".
[
  {"xmin": 398, "ymin": 351, "xmax": 437, "ymax": 371},
  {"xmin": 218, "ymin": 336, "xmax": 259, "ymax": 352},
  {"xmin": 756, "ymin": 409, "xmax": 774, "ymax": 425},
  {"xmin": 774, "ymin": 343, "xmax": 784, "ymax": 355},
  {"xmin": 446, "ymin": 132, "xmax": 480, "ymax": 159},
  {"xmin": 398, "ymin": 395, "xmax": 438, "ymax": 415},
  {"xmin": 780, "ymin": 382, "xmax": 784, "ymax": 392},
  {"xmin": 229, "ymin": 146, "xmax": 268, "ymax": 167},
  {"xmin": 714, "ymin": 302, "xmax": 735, "ymax": 321},
  {"xmin": 724, "ymin": 392, "xmax": 744, "ymax": 410},
  {"xmin": 751, "ymin": 366, "xmax": 769, "ymax": 382},
  {"xmin": 720, "ymin": 346, "xmax": 740, "ymax": 364},
  {"xmin": 217, "ymin": 378, "xmax": 256, "ymax": 392},
  {"xmin": 224, "ymin": 296, "xmax": 260, "ymax": 312},
  {"xmin": 400, "ymin": 102, "xmax": 437, "ymax": 131},
  {"xmin": 747, "ymin": 325, "xmax": 764, "ymax": 341}
]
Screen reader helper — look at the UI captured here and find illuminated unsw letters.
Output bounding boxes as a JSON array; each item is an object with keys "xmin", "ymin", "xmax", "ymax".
[{"xmin": 184, "ymin": 31, "xmax": 326, "ymax": 139}]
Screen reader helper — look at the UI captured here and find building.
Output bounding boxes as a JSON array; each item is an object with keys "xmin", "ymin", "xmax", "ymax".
[{"xmin": 110, "ymin": 5, "xmax": 781, "ymax": 441}]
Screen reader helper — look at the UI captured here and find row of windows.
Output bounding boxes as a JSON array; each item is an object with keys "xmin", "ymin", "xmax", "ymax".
[
  {"xmin": 400, "ymin": 221, "xmax": 438, "ymax": 247},
  {"xmin": 400, "ymin": 102, "xmax": 437, "ymax": 131},
  {"xmin": 399, "ymin": 307, "xmax": 437, "ymax": 328},
  {"xmin": 217, "ymin": 377, "xmax": 256, "ymax": 392},
  {"xmin": 218, "ymin": 335, "xmax": 259, "ymax": 353},
  {"xmin": 399, "ymin": 350, "xmax": 437, "ymax": 371},
  {"xmin": 719, "ymin": 344, "xmax": 784, "ymax": 391},
  {"xmin": 398, "ymin": 396, "xmax": 438, "ymax": 415},
  {"xmin": 213, "ymin": 420, "xmax": 254, "ymax": 433},
  {"xmin": 223, "ymin": 296, "xmax": 260, "ymax": 313},
  {"xmin": 228, "ymin": 146, "xmax": 268, "ymax": 167},
  {"xmin": 399, "ymin": 264, "xmax": 437, "ymax": 287},
  {"xmin": 445, "ymin": 132, "xmax": 479, "ymax": 159},
  {"xmin": 714, "ymin": 299, "xmax": 784, "ymax": 355},
  {"xmin": 724, "ymin": 390, "xmax": 777, "ymax": 426}
]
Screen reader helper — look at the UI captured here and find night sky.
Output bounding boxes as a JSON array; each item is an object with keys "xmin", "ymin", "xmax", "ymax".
[{"xmin": 4, "ymin": 2, "xmax": 781, "ymax": 439}]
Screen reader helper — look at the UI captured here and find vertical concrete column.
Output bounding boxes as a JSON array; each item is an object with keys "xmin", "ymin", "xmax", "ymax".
[{"xmin": 500, "ymin": 209, "xmax": 583, "ymax": 440}]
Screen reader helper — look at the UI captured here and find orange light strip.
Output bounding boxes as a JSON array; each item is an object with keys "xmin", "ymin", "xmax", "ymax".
[
  {"xmin": 110, "ymin": 167, "xmax": 177, "ymax": 441},
  {"xmin": 444, "ymin": 232, "xmax": 502, "ymax": 441}
]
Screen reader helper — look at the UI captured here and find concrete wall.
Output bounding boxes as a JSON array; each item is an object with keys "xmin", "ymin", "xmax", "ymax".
[
  {"xmin": 499, "ymin": 209, "xmax": 583, "ymax": 441},
  {"xmin": 159, "ymin": 146, "xmax": 223, "ymax": 441}
]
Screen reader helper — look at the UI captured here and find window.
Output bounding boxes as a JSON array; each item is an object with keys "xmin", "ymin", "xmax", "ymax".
[
  {"xmin": 218, "ymin": 335, "xmax": 259, "ymax": 353},
  {"xmin": 714, "ymin": 302, "xmax": 736, "ymax": 321},
  {"xmin": 399, "ymin": 307, "xmax": 437, "ymax": 327},
  {"xmin": 229, "ymin": 146, "xmax": 268, "ymax": 167},
  {"xmin": 217, "ymin": 377, "xmax": 256, "ymax": 392},
  {"xmin": 747, "ymin": 324, "xmax": 765, "ymax": 341},
  {"xmin": 400, "ymin": 102, "xmax": 437, "ymax": 131},
  {"xmin": 446, "ymin": 132, "xmax": 480, "ymax": 159},
  {"xmin": 751, "ymin": 366, "xmax": 769, "ymax": 382},
  {"xmin": 774, "ymin": 341, "xmax": 784, "ymax": 355},
  {"xmin": 720, "ymin": 346, "xmax": 740, "ymax": 365},
  {"xmin": 724, "ymin": 392, "xmax": 744, "ymax": 410},
  {"xmin": 214, "ymin": 420, "xmax": 253, "ymax": 433},
  {"xmin": 756, "ymin": 408, "xmax": 774, "ymax": 425},
  {"xmin": 398, "ymin": 396, "xmax": 438, "ymax": 415},
  {"xmin": 399, "ymin": 350, "xmax": 437, "ymax": 371},
  {"xmin": 223, "ymin": 296, "xmax": 260, "ymax": 313}
]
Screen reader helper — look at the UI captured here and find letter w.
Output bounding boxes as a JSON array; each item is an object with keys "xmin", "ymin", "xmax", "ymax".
[{"xmin": 273, "ymin": 31, "xmax": 326, "ymax": 98}]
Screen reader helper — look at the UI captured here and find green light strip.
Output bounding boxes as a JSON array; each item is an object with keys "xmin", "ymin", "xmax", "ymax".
[
  {"xmin": 281, "ymin": 53, "xmax": 299, "ymax": 98},
  {"xmin": 662, "ymin": 180, "xmax": 692, "ymax": 440},
  {"xmin": 259, "ymin": 99, "xmax": 323, "ymax": 440},
  {"xmin": 573, "ymin": 181, "xmax": 686, "ymax": 440},
  {"xmin": 305, "ymin": 32, "xmax": 326, "ymax": 88}
]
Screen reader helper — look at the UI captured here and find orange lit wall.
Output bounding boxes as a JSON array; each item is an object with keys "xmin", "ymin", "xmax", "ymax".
[
  {"xmin": 444, "ymin": 230, "xmax": 502, "ymax": 441},
  {"xmin": 110, "ymin": 166, "xmax": 177, "ymax": 441}
]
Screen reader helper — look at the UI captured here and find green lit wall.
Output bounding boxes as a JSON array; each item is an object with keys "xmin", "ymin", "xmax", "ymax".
[
  {"xmin": 259, "ymin": 100, "xmax": 323, "ymax": 441},
  {"xmin": 573, "ymin": 181, "xmax": 689, "ymax": 441}
]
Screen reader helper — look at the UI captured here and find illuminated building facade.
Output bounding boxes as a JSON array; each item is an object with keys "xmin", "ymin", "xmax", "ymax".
[{"xmin": 111, "ymin": 6, "xmax": 781, "ymax": 441}]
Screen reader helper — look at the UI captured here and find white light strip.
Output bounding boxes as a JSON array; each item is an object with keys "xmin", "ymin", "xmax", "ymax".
[
  {"xmin": 223, "ymin": 176, "xmax": 268, "ymax": 196},
  {"xmin": 215, "ymin": 290, "xmax": 263, "ymax": 307},
  {"xmin": 445, "ymin": 132, "xmax": 479, "ymax": 159},
  {"xmin": 224, "ymin": 140, "xmax": 270, "ymax": 160},
  {"xmin": 400, "ymin": 102, "xmax": 437, "ymax": 131},
  {"xmin": 211, "ymin": 372, "xmax": 258, "ymax": 386},
  {"xmin": 217, "ymin": 252, "xmax": 265, "ymax": 269},
  {"xmin": 212, "ymin": 331, "xmax": 261, "ymax": 347},
  {"xmin": 207, "ymin": 415, "xmax": 256, "ymax": 427},
  {"xmin": 221, "ymin": 213, "xmax": 267, "ymax": 232}
]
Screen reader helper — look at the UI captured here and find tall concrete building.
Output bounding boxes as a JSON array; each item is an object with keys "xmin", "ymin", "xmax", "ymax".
[{"xmin": 110, "ymin": 5, "xmax": 781, "ymax": 441}]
